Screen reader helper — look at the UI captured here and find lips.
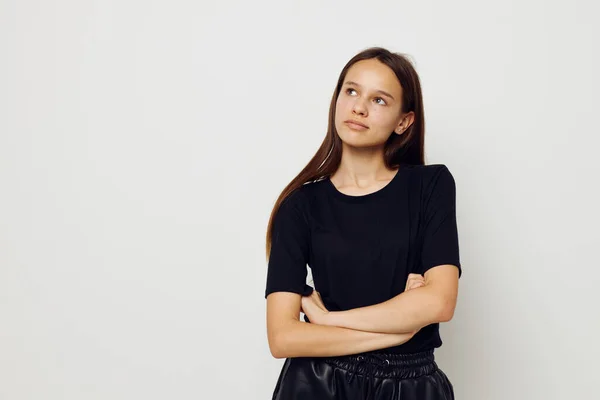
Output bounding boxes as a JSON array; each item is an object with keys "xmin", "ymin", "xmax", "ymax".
[{"xmin": 344, "ymin": 119, "xmax": 368, "ymax": 129}]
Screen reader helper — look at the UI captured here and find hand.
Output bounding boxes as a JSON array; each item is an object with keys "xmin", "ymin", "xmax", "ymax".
[
  {"xmin": 301, "ymin": 289, "xmax": 329, "ymax": 325},
  {"xmin": 405, "ymin": 273, "xmax": 425, "ymax": 292}
]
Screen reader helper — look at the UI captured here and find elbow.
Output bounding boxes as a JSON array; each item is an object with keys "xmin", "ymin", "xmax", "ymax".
[
  {"xmin": 268, "ymin": 326, "xmax": 295, "ymax": 359},
  {"xmin": 268, "ymin": 332, "xmax": 285, "ymax": 359},
  {"xmin": 269, "ymin": 338, "xmax": 286, "ymax": 359},
  {"xmin": 270, "ymin": 347, "xmax": 285, "ymax": 359},
  {"xmin": 438, "ymin": 307, "xmax": 454, "ymax": 322},
  {"xmin": 436, "ymin": 298, "xmax": 456, "ymax": 323}
]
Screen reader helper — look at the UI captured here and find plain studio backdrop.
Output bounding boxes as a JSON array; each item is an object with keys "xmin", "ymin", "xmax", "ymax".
[{"xmin": 1, "ymin": 1, "xmax": 599, "ymax": 399}]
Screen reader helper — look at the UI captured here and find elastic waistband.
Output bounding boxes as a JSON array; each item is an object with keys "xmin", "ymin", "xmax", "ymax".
[{"xmin": 323, "ymin": 349, "xmax": 437, "ymax": 380}]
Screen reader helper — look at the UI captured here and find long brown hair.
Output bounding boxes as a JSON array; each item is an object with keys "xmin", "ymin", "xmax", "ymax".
[{"xmin": 265, "ymin": 47, "xmax": 426, "ymax": 260}]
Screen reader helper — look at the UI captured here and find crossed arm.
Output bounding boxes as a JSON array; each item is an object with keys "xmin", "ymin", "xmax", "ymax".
[
  {"xmin": 266, "ymin": 264, "xmax": 459, "ymax": 358},
  {"xmin": 303, "ymin": 265, "xmax": 460, "ymax": 334}
]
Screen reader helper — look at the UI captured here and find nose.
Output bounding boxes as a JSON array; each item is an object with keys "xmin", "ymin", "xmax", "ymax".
[{"xmin": 351, "ymin": 98, "xmax": 368, "ymax": 116}]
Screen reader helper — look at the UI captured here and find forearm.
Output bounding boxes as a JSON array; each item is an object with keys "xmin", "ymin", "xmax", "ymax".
[
  {"xmin": 325, "ymin": 286, "xmax": 448, "ymax": 334},
  {"xmin": 271, "ymin": 320, "xmax": 414, "ymax": 359}
]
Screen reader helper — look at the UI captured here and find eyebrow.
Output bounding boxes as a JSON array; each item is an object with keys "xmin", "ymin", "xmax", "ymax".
[{"xmin": 344, "ymin": 81, "xmax": 396, "ymax": 101}]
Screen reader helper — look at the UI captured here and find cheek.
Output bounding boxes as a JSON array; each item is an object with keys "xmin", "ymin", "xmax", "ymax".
[
  {"xmin": 334, "ymin": 98, "xmax": 348, "ymax": 124},
  {"xmin": 376, "ymin": 113, "xmax": 398, "ymax": 130},
  {"xmin": 335, "ymin": 97, "xmax": 347, "ymax": 115}
]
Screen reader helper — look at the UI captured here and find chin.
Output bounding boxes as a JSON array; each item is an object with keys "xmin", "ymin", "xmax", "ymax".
[{"xmin": 337, "ymin": 133, "xmax": 383, "ymax": 149}]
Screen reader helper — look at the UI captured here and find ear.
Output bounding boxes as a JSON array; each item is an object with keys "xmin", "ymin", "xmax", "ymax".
[{"xmin": 394, "ymin": 111, "xmax": 415, "ymax": 135}]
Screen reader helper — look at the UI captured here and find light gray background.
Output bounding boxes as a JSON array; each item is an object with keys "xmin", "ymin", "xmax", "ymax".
[{"xmin": 1, "ymin": 1, "xmax": 599, "ymax": 399}]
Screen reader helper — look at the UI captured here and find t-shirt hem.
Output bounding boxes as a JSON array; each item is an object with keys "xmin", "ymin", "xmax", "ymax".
[
  {"xmin": 422, "ymin": 261, "xmax": 462, "ymax": 278},
  {"xmin": 264, "ymin": 287, "xmax": 306, "ymax": 298}
]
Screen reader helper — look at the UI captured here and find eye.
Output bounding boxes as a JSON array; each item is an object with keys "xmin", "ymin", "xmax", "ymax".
[
  {"xmin": 374, "ymin": 97, "xmax": 386, "ymax": 106},
  {"xmin": 345, "ymin": 88, "xmax": 357, "ymax": 96}
]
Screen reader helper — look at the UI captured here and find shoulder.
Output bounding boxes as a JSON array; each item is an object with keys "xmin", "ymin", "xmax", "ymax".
[
  {"xmin": 276, "ymin": 181, "xmax": 318, "ymax": 218},
  {"xmin": 277, "ymin": 178, "xmax": 330, "ymax": 220},
  {"xmin": 286, "ymin": 177, "xmax": 329, "ymax": 205},
  {"xmin": 273, "ymin": 180, "xmax": 328, "ymax": 232},
  {"xmin": 404, "ymin": 163, "xmax": 456, "ymax": 188},
  {"xmin": 403, "ymin": 163, "xmax": 453, "ymax": 176},
  {"xmin": 401, "ymin": 164, "xmax": 457, "ymax": 206}
]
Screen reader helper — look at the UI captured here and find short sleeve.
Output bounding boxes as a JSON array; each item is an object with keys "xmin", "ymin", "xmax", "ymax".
[
  {"xmin": 420, "ymin": 165, "xmax": 462, "ymax": 277},
  {"xmin": 265, "ymin": 189, "xmax": 311, "ymax": 298}
]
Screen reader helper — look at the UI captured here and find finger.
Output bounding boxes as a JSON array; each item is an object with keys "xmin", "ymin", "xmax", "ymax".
[
  {"xmin": 406, "ymin": 277, "xmax": 424, "ymax": 291},
  {"xmin": 316, "ymin": 291, "xmax": 325, "ymax": 304},
  {"xmin": 407, "ymin": 280, "xmax": 425, "ymax": 291},
  {"xmin": 313, "ymin": 292, "xmax": 327, "ymax": 310},
  {"xmin": 313, "ymin": 292, "xmax": 323, "ymax": 306},
  {"xmin": 406, "ymin": 274, "xmax": 423, "ymax": 286},
  {"xmin": 411, "ymin": 278, "xmax": 425, "ymax": 286},
  {"xmin": 411, "ymin": 279, "xmax": 425, "ymax": 287}
]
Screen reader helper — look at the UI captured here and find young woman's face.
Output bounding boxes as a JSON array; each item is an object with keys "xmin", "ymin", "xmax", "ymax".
[{"xmin": 334, "ymin": 59, "xmax": 410, "ymax": 148}]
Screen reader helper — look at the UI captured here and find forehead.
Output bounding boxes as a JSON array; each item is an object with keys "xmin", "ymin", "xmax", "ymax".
[{"xmin": 343, "ymin": 59, "xmax": 402, "ymax": 97}]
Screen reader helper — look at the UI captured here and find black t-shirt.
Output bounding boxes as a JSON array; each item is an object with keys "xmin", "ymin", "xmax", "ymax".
[{"xmin": 265, "ymin": 163, "xmax": 462, "ymax": 354}]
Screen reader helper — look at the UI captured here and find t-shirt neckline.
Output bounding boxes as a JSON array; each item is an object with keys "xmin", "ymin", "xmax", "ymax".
[{"xmin": 325, "ymin": 165, "xmax": 404, "ymax": 204}]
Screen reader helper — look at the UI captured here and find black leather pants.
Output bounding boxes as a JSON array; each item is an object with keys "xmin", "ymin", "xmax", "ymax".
[{"xmin": 271, "ymin": 349, "xmax": 454, "ymax": 400}]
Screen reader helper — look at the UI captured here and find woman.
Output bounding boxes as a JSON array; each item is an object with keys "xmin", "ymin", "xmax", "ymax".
[{"xmin": 264, "ymin": 47, "xmax": 462, "ymax": 400}]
